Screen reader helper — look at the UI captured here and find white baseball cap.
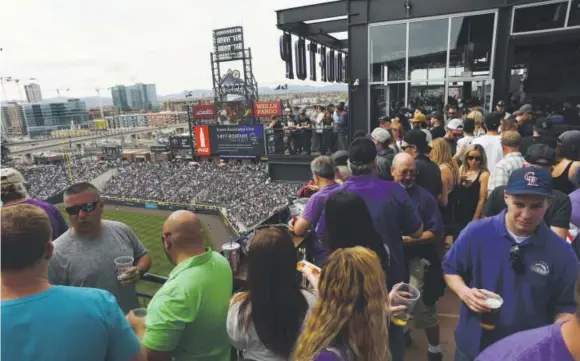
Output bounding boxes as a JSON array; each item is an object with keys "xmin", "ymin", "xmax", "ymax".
[
  {"xmin": 371, "ymin": 128, "xmax": 391, "ymax": 143},
  {"xmin": 446, "ymin": 118, "xmax": 464, "ymax": 131}
]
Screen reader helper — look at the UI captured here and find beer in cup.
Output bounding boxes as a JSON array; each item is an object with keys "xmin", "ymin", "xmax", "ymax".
[
  {"xmin": 114, "ymin": 256, "xmax": 134, "ymax": 281},
  {"xmin": 390, "ymin": 283, "xmax": 421, "ymax": 327},
  {"xmin": 480, "ymin": 292, "xmax": 503, "ymax": 331}
]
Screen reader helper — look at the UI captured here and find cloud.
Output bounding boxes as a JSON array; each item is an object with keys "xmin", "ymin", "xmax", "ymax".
[{"xmin": 1, "ymin": 0, "xmax": 337, "ymax": 99}]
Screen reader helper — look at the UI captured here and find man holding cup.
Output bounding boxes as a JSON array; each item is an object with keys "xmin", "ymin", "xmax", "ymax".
[
  {"xmin": 443, "ymin": 168, "xmax": 578, "ymax": 361},
  {"xmin": 49, "ymin": 182, "xmax": 151, "ymax": 314}
]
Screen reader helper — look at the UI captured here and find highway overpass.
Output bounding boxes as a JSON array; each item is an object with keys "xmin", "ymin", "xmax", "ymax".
[{"xmin": 6, "ymin": 123, "xmax": 189, "ymax": 156}]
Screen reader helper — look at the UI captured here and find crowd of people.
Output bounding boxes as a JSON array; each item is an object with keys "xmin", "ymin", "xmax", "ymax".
[
  {"xmin": 104, "ymin": 161, "xmax": 300, "ymax": 229},
  {"xmin": 2, "ymin": 99, "xmax": 580, "ymax": 361}
]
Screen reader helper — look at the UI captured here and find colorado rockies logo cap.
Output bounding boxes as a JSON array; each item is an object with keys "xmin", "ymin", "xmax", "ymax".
[{"xmin": 505, "ymin": 167, "xmax": 553, "ymax": 198}]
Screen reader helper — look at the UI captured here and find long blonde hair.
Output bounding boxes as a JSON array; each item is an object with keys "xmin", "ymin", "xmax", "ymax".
[
  {"xmin": 293, "ymin": 247, "xmax": 390, "ymax": 361},
  {"xmin": 431, "ymin": 138, "xmax": 459, "ymax": 182},
  {"xmin": 459, "ymin": 144, "xmax": 488, "ymax": 176},
  {"xmin": 467, "ymin": 111, "xmax": 483, "ymax": 134}
]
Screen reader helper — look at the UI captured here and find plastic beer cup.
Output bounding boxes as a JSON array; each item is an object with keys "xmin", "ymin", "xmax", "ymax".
[
  {"xmin": 390, "ymin": 283, "xmax": 421, "ymax": 327},
  {"xmin": 480, "ymin": 293, "xmax": 503, "ymax": 331},
  {"xmin": 114, "ymin": 256, "xmax": 134, "ymax": 281}
]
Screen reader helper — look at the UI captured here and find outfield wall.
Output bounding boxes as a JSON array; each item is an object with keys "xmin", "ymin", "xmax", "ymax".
[{"xmin": 101, "ymin": 196, "xmax": 240, "ymax": 237}]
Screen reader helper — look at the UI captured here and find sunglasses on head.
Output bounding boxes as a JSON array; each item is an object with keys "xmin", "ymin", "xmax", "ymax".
[
  {"xmin": 65, "ymin": 201, "xmax": 99, "ymax": 215},
  {"xmin": 467, "ymin": 156, "xmax": 482, "ymax": 161}
]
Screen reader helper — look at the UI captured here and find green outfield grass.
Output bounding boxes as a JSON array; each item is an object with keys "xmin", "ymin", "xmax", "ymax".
[{"xmin": 57, "ymin": 206, "xmax": 213, "ymax": 298}]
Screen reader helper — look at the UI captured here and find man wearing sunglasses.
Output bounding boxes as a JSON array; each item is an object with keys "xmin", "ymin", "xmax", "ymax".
[
  {"xmin": 48, "ymin": 182, "xmax": 151, "ymax": 314},
  {"xmin": 444, "ymin": 167, "xmax": 578, "ymax": 361}
]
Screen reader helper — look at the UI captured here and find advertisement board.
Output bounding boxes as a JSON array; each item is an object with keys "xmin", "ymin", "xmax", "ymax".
[
  {"xmin": 209, "ymin": 124, "xmax": 265, "ymax": 157},
  {"xmin": 213, "ymin": 26, "xmax": 244, "ymax": 61},
  {"xmin": 254, "ymin": 101, "xmax": 281, "ymax": 117},
  {"xmin": 150, "ymin": 145, "xmax": 170, "ymax": 153},
  {"xmin": 215, "ymin": 101, "xmax": 252, "ymax": 125},
  {"xmin": 194, "ymin": 125, "xmax": 212, "ymax": 156},
  {"xmin": 193, "ymin": 105, "xmax": 216, "ymax": 120}
]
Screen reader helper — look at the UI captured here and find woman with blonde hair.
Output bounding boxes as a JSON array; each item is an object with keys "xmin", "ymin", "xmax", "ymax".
[
  {"xmin": 391, "ymin": 122, "xmax": 405, "ymax": 153},
  {"xmin": 453, "ymin": 144, "xmax": 489, "ymax": 237},
  {"xmin": 467, "ymin": 110, "xmax": 485, "ymax": 137},
  {"xmin": 430, "ymin": 138, "xmax": 460, "ymax": 242},
  {"xmin": 293, "ymin": 247, "xmax": 391, "ymax": 361}
]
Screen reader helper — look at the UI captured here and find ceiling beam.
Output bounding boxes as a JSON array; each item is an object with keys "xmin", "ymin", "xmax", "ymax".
[
  {"xmin": 308, "ymin": 19, "xmax": 348, "ymax": 34},
  {"xmin": 276, "ymin": 1, "xmax": 347, "ymax": 25}
]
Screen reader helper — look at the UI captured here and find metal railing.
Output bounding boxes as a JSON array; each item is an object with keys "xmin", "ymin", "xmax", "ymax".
[
  {"xmin": 137, "ymin": 273, "xmax": 168, "ymax": 305},
  {"xmin": 264, "ymin": 127, "xmax": 349, "ymax": 156}
]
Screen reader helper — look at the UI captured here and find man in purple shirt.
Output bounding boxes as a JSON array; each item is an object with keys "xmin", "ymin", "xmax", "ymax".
[
  {"xmin": 318, "ymin": 137, "xmax": 423, "ymax": 361},
  {"xmin": 476, "ymin": 272, "xmax": 580, "ymax": 361},
  {"xmin": 443, "ymin": 168, "xmax": 578, "ymax": 361},
  {"xmin": 1, "ymin": 168, "xmax": 68, "ymax": 239},
  {"xmin": 289, "ymin": 156, "xmax": 340, "ymax": 265}
]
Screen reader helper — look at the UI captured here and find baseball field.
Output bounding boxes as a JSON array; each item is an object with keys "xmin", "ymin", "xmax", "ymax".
[{"xmin": 57, "ymin": 205, "xmax": 215, "ymax": 298}]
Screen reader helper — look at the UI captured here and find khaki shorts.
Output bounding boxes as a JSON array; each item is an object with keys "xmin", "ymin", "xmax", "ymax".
[{"xmin": 409, "ymin": 257, "xmax": 439, "ymax": 329}]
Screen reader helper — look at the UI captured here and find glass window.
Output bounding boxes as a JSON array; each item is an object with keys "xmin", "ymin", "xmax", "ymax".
[
  {"xmin": 408, "ymin": 83, "xmax": 445, "ymax": 113},
  {"xmin": 512, "ymin": 1, "xmax": 568, "ymax": 33},
  {"xmin": 568, "ymin": 0, "xmax": 580, "ymax": 27},
  {"xmin": 408, "ymin": 18, "xmax": 448, "ymax": 81},
  {"xmin": 370, "ymin": 23, "xmax": 407, "ymax": 82},
  {"xmin": 449, "ymin": 13, "xmax": 495, "ymax": 78}
]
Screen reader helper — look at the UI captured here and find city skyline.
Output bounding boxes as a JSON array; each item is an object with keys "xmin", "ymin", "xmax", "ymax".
[{"xmin": 0, "ymin": 0, "xmax": 340, "ymax": 100}]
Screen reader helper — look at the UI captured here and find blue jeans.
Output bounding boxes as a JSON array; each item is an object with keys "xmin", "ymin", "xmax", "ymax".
[{"xmin": 454, "ymin": 347, "xmax": 473, "ymax": 361}]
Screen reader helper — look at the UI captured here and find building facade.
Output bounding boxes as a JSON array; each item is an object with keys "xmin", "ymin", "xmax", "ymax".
[
  {"xmin": 24, "ymin": 83, "xmax": 43, "ymax": 103},
  {"xmin": 111, "ymin": 83, "xmax": 159, "ymax": 112},
  {"xmin": 1, "ymin": 102, "xmax": 27, "ymax": 136},
  {"xmin": 105, "ymin": 114, "xmax": 149, "ymax": 129},
  {"xmin": 146, "ymin": 111, "xmax": 187, "ymax": 126},
  {"xmin": 276, "ymin": 0, "xmax": 580, "ymax": 134},
  {"xmin": 23, "ymin": 99, "xmax": 89, "ymax": 137}
]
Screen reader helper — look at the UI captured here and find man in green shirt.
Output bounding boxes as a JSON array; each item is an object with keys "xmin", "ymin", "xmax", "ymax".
[{"xmin": 128, "ymin": 210, "xmax": 232, "ymax": 361}]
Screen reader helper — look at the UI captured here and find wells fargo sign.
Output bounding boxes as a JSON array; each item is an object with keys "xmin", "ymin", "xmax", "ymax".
[{"xmin": 254, "ymin": 101, "xmax": 281, "ymax": 117}]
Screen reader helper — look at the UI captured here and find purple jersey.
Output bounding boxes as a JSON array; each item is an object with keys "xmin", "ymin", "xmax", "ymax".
[
  {"xmin": 24, "ymin": 199, "xmax": 69, "ymax": 239},
  {"xmin": 476, "ymin": 322, "xmax": 574, "ymax": 361}
]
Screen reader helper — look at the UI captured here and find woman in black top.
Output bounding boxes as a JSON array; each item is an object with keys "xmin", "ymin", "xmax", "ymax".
[
  {"xmin": 453, "ymin": 144, "xmax": 489, "ymax": 237},
  {"xmin": 552, "ymin": 130, "xmax": 580, "ymax": 194}
]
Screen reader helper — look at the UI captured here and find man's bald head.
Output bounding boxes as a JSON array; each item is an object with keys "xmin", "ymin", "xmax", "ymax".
[
  {"xmin": 163, "ymin": 210, "xmax": 204, "ymax": 250},
  {"xmin": 391, "ymin": 152, "xmax": 416, "ymax": 188}
]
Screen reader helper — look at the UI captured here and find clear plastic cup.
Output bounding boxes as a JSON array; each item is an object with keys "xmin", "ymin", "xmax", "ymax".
[
  {"xmin": 131, "ymin": 308, "xmax": 147, "ymax": 318},
  {"xmin": 390, "ymin": 283, "xmax": 421, "ymax": 327},
  {"xmin": 114, "ymin": 256, "xmax": 134, "ymax": 281}
]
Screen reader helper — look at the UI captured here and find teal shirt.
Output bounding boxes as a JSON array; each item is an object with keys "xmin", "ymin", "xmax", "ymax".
[{"xmin": 143, "ymin": 249, "xmax": 233, "ymax": 361}]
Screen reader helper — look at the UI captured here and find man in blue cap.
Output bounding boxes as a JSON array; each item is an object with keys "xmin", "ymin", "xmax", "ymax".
[{"xmin": 443, "ymin": 167, "xmax": 578, "ymax": 361}]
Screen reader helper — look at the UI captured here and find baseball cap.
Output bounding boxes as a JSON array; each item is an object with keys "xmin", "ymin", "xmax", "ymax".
[
  {"xmin": 518, "ymin": 104, "xmax": 533, "ymax": 114},
  {"xmin": 447, "ymin": 118, "xmax": 464, "ymax": 131},
  {"xmin": 430, "ymin": 111, "xmax": 444, "ymax": 121},
  {"xmin": 284, "ymin": 107, "xmax": 291, "ymax": 112},
  {"xmin": 497, "ymin": 100, "xmax": 505, "ymax": 106},
  {"xmin": 534, "ymin": 117, "xmax": 553, "ymax": 135},
  {"xmin": 403, "ymin": 129, "xmax": 430, "ymax": 153},
  {"xmin": 348, "ymin": 137, "xmax": 377, "ymax": 166},
  {"xmin": 0, "ymin": 168, "xmax": 26, "ymax": 186},
  {"xmin": 505, "ymin": 167, "xmax": 553, "ymax": 198},
  {"xmin": 378, "ymin": 115, "xmax": 390, "ymax": 123},
  {"xmin": 332, "ymin": 150, "xmax": 349, "ymax": 166},
  {"xmin": 411, "ymin": 113, "xmax": 427, "ymax": 123},
  {"xmin": 558, "ymin": 130, "xmax": 580, "ymax": 147},
  {"xmin": 524, "ymin": 144, "xmax": 555, "ymax": 167},
  {"xmin": 371, "ymin": 128, "xmax": 392, "ymax": 144}
]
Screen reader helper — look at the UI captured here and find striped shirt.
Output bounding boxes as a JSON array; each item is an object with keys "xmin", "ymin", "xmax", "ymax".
[{"xmin": 487, "ymin": 152, "xmax": 524, "ymax": 195}]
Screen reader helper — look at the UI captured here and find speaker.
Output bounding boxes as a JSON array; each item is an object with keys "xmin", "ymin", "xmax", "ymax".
[
  {"xmin": 284, "ymin": 33, "xmax": 294, "ymax": 79},
  {"xmin": 295, "ymin": 38, "xmax": 307, "ymax": 80},
  {"xmin": 309, "ymin": 42, "xmax": 317, "ymax": 81},
  {"xmin": 336, "ymin": 53, "xmax": 343, "ymax": 83},
  {"xmin": 319, "ymin": 46, "xmax": 327, "ymax": 82}
]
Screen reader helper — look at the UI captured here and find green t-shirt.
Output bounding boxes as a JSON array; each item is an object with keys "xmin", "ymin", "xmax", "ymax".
[{"xmin": 142, "ymin": 249, "xmax": 232, "ymax": 361}]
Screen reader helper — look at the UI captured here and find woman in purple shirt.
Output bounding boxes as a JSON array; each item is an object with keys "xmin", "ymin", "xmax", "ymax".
[{"xmin": 293, "ymin": 247, "xmax": 391, "ymax": 361}]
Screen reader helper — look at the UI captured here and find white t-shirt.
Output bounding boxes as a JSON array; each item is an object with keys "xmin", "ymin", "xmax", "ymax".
[
  {"xmin": 473, "ymin": 134, "xmax": 503, "ymax": 170},
  {"xmin": 227, "ymin": 290, "xmax": 317, "ymax": 361},
  {"xmin": 455, "ymin": 135, "xmax": 474, "ymax": 159}
]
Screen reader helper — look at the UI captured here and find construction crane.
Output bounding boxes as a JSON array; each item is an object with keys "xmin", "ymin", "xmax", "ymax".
[
  {"xmin": 1, "ymin": 77, "xmax": 38, "ymax": 102},
  {"xmin": 56, "ymin": 88, "xmax": 70, "ymax": 97}
]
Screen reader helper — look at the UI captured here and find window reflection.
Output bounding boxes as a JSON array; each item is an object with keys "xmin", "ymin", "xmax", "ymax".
[
  {"xmin": 408, "ymin": 83, "xmax": 445, "ymax": 113},
  {"xmin": 408, "ymin": 18, "xmax": 448, "ymax": 81},
  {"xmin": 449, "ymin": 13, "xmax": 495, "ymax": 77},
  {"xmin": 370, "ymin": 23, "xmax": 406, "ymax": 82},
  {"xmin": 568, "ymin": 0, "xmax": 580, "ymax": 27},
  {"xmin": 513, "ymin": 1, "xmax": 568, "ymax": 33}
]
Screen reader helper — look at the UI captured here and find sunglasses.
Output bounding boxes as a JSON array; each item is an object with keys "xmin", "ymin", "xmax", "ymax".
[
  {"xmin": 65, "ymin": 201, "xmax": 99, "ymax": 215},
  {"xmin": 467, "ymin": 156, "xmax": 482, "ymax": 161},
  {"xmin": 509, "ymin": 245, "xmax": 525, "ymax": 274}
]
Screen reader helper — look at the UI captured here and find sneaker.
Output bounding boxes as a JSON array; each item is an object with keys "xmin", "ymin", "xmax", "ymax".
[{"xmin": 428, "ymin": 351, "xmax": 443, "ymax": 361}]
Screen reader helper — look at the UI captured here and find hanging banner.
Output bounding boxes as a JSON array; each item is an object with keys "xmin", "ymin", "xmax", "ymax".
[
  {"xmin": 194, "ymin": 125, "xmax": 212, "ymax": 156},
  {"xmin": 254, "ymin": 101, "xmax": 281, "ymax": 117},
  {"xmin": 192, "ymin": 105, "xmax": 216, "ymax": 119},
  {"xmin": 209, "ymin": 124, "xmax": 265, "ymax": 157}
]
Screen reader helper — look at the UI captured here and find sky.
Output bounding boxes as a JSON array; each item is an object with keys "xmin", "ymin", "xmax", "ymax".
[{"xmin": 0, "ymin": 0, "xmax": 337, "ymax": 99}]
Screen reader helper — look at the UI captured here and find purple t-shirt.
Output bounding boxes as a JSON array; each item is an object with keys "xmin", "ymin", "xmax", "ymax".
[
  {"xmin": 318, "ymin": 175, "xmax": 423, "ymax": 287},
  {"xmin": 570, "ymin": 189, "xmax": 580, "ymax": 228},
  {"xmin": 24, "ymin": 199, "xmax": 69, "ymax": 240},
  {"xmin": 476, "ymin": 322, "xmax": 574, "ymax": 361},
  {"xmin": 301, "ymin": 183, "xmax": 341, "ymax": 260}
]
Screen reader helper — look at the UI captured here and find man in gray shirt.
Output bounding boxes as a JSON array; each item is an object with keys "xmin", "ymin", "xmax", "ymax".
[{"xmin": 48, "ymin": 182, "xmax": 152, "ymax": 314}]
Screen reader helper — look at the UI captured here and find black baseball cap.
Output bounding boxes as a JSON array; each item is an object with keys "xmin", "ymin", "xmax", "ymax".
[
  {"xmin": 403, "ymin": 129, "xmax": 430, "ymax": 153},
  {"xmin": 348, "ymin": 137, "xmax": 377, "ymax": 166},
  {"xmin": 332, "ymin": 150, "xmax": 349, "ymax": 166},
  {"xmin": 497, "ymin": 100, "xmax": 505, "ymax": 106},
  {"xmin": 505, "ymin": 167, "xmax": 553, "ymax": 198},
  {"xmin": 429, "ymin": 111, "xmax": 444, "ymax": 121},
  {"xmin": 534, "ymin": 117, "xmax": 553, "ymax": 135},
  {"xmin": 524, "ymin": 144, "xmax": 555, "ymax": 167},
  {"xmin": 558, "ymin": 130, "xmax": 580, "ymax": 147},
  {"xmin": 379, "ymin": 115, "xmax": 390, "ymax": 123}
]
